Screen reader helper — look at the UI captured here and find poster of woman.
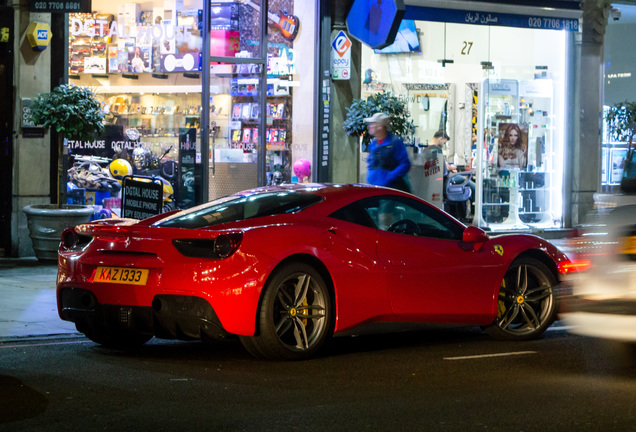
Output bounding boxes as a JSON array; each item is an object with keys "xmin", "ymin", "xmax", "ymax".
[{"xmin": 497, "ymin": 123, "xmax": 528, "ymax": 169}]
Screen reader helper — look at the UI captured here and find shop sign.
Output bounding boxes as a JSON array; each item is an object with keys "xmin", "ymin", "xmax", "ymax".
[
  {"xmin": 69, "ymin": 18, "xmax": 196, "ymax": 45},
  {"xmin": 331, "ymin": 31, "xmax": 351, "ymax": 81},
  {"xmin": 177, "ymin": 128, "xmax": 196, "ymax": 208},
  {"xmin": 346, "ymin": 0, "xmax": 405, "ymax": 49},
  {"xmin": 486, "ymin": 79, "xmax": 519, "ymax": 96},
  {"xmin": 121, "ymin": 176, "xmax": 163, "ymax": 220},
  {"xmin": 30, "ymin": 0, "xmax": 91, "ymax": 13},
  {"xmin": 404, "ymin": 6, "xmax": 579, "ymax": 32}
]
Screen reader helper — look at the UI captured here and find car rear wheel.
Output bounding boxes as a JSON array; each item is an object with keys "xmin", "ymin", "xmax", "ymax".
[
  {"xmin": 240, "ymin": 262, "xmax": 333, "ymax": 360},
  {"xmin": 485, "ymin": 257, "xmax": 557, "ymax": 341}
]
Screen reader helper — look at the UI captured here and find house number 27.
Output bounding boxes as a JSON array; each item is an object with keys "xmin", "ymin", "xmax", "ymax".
[{"xmin": 461, "ymin": 41, "xmax": 473, "ymax": 55}]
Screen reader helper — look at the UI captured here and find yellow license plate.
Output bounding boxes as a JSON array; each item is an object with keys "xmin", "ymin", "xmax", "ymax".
[
  {"xmin": 94, "ymin": 266, "xmax": 149, "ymax": 285},
  {"xmin": 621, "ymin": 236, "xmax": 636, "ymax": 254}
]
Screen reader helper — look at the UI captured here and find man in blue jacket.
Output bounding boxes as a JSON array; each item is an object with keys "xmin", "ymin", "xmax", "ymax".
[{"xmin": 365, "ymin": 112, "xmax": 411, "ymax": 192}]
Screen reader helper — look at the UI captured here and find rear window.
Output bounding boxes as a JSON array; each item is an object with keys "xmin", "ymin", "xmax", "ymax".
[{"xmin": 155, "ymin": 192, "xmax": 323, "ymax": 229}]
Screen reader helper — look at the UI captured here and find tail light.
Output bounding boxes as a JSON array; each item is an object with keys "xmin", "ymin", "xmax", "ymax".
[
  {"xmin": 60, "ymin": 228, "xmax": 93, "ymax": 251},
  {"xmin": 61, "ymin": 228, "xmax": 77, "ymax": 250},
  {"xmin": 172, "ymin": 233, "xmax": 243, "ymax": 259},
  {"xmin": 558, "ymin": 259, "xmax": 592, "ymax": 274}
]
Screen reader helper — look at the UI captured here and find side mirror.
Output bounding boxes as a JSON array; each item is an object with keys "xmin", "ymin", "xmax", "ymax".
[{"xmin": 462, "ymin": 226, "xmax": 489, "ymax": 250}]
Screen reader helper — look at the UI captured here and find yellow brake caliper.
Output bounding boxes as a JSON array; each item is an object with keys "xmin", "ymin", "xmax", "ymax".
[
  {"xmin": 497, "ymin": 279, "xmax": 507, "ymax": 318},
  {"xmin": 301, "ymin": 297, "xmax": 309, "ymax": 326}
]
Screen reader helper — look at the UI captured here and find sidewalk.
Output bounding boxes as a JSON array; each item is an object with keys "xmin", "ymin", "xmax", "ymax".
[
  {"xmin": 0, "ymin": 258, "xmax": 78, "ymax": 343},
  {"xmin": 0, "ymin": 238, "xmax": 572, "ymax": 342}
]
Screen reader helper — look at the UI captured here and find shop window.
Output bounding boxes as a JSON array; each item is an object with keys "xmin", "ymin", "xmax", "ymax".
[
  {"xmin": 360, "ymin": 19, "xmax": 568, "ymax": 231},
  {"xmin": 64, "ymin": 0, "xmax": 315, "ymax": 216}
]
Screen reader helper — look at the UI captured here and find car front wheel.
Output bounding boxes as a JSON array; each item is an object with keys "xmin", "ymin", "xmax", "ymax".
[
  {"xmin": 240, "ymin": 262, "xmax": 333, "ymax": 360},
  {"xmin": 485, "ymin": 257, "xmax": 557, "ymax": 341}
]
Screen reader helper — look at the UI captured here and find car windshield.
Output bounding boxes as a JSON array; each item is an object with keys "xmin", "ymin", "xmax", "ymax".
[{"xmin": 154, "ymin": 192, "xmax": 323, "ymax": 229}]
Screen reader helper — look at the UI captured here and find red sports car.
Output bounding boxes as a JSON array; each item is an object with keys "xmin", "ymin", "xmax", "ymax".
[{"xmin": 57, "ymin": 183, "xmax": 571, "ymax": 360}]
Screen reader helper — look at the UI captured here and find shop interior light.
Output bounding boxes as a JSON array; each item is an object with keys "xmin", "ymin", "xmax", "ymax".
[
  {"xmin": 69, "ymin": 75, "xmax": 80, "ymax": 80},
  {"xmin": 438, "ymin": 59, "xmax": 454, "ymax": 67},
  {"xmin": 183, "ymin": 72, "xmax": 200, "ymax": 79},
  {"xmin": 122, "ymin": 74, "xmax": 139, "ymax": 80},
  {"xmin": 91, "ymin": 74, "xmax": 109, "ymax": 79},
  {"xmin": 152, "ymin": 73, "xmax": 169, "ymax": 79}
]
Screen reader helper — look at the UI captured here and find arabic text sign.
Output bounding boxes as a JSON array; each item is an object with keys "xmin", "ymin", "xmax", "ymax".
[{"xmin": 405, "ymin": 6, "xmax": 579, "ymax": 32}]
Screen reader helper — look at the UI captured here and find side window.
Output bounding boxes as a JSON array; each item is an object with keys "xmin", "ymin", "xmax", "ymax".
[
  {"xmin": 360, "ymin": 196, "xmax": 463, "ymax": 240},
  {"xmin": 330, "ymin": 203, "xmax": 377, "ymax": 229}
]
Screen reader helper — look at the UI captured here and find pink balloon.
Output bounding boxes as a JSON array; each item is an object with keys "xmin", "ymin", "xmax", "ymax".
[{"xmin": 293, "ymin": 159, "xmax": 311, "ymax": 180}]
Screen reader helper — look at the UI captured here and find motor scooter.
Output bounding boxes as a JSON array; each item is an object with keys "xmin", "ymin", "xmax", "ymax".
[{"xmin": 444, "ymin": 171, "xmax": 474, "ymax": 223}]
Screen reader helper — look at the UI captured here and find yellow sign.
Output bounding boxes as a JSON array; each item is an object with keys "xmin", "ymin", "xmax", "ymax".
[
  {"xmin": 0, "ymin": 27, "xmax": 9, "ymax": 43},
  {"xmin": 26, "ymin": 22, "xmax": 52, "ymax": 51}
]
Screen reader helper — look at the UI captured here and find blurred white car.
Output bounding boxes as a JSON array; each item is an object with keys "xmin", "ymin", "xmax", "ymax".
[{"xmin": 560, "ymin": 195, "xmax": 636, "ymax": 352}]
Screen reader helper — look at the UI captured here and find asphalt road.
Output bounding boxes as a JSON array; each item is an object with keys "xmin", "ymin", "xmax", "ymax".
[{"xmin": 1, "ymin": 323, "xmax": 635, "ymax": 432}]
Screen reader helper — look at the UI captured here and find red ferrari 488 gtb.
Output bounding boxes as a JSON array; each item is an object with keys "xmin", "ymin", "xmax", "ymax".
[{"xmin": 57, "ymin": 183, "xmax": 571, "ymax": 360}]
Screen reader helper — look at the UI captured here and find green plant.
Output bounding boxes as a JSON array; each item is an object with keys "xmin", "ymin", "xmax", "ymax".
[
  {"xmin": 343, "ymin": 91, "xmax": 416, "ymax": 146},
  {"xmin": 605, "ymin": 101, "xmax": 636, "ymax": 192},
  {"xmin": 30, "ymin": 84, "xmax": 105, "ymax": 141},
  {"xmin": 605, "ymin": 101, "xmax": 636, "ymax": 146}
]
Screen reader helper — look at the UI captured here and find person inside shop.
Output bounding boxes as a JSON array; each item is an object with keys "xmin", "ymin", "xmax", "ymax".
[
  {"xmin": 429, "ymin": 130, "xmax": 476, "ymax": 217},
  {"xmin": 498, "ymin": 123, "xmax": 527, "ymax": 169},
  {"xmin": 365, "ymin": 112, "xmax": 411, "ymax": 193},
  {"xmin": 428, "ymin": 130, "xmax": 455, "ymax": 178}
]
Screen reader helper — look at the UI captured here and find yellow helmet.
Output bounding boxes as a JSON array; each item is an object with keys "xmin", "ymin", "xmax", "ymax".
[
  {"xmin": 161, "ymin": 177, "xmax": 174, "ymax": 202},
  {"xmin": 109, "ymin": 159, "xmax": 133, "ymax": 179}
]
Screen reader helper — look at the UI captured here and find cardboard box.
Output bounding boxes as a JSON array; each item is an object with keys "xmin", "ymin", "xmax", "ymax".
[{"xmin": 118, "ymin": 3, "xmax": 140, "ymax": 25}]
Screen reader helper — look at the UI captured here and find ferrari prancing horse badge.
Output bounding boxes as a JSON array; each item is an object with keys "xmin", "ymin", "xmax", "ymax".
[{"xmin": 494, "ymin": 245, "xmax": 504, "ymax": 256}]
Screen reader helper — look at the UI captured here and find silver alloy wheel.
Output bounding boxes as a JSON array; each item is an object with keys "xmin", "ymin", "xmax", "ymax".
[
  {"xmin": 241, "ymin": 262, "xmax": 333, "ymax": 360},
  {"xmin": 487, "ymin": 257, "xmax": 557, "ymax": 340},
  {"xmin": 272, "ymin": 272, "xmax": 328, "ymax": 352}
]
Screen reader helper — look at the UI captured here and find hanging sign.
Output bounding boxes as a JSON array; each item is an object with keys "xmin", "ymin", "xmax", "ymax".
[
  {"xmin": 331, "ymin": 31, "xmax": 351, "ymax": 80},
  {"xmin": 346, "ymin": 0, "xmax": 405, "ymax": 49}
]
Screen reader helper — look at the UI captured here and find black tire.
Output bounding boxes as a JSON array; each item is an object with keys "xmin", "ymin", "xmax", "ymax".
[
  {"xmin": 76, "ymin": 322, "xmax": 152, "ymax": 349},
  {"xmin": 244, "ymin": 262, "xmax": 333, "ymax": 360},
  {"xmin": 239, "ymin": 334, "xmax": 269, "ymax": 358},
  {"xmin": 485, "ymin": 257, "xmax": 557, "ymax": 341}
]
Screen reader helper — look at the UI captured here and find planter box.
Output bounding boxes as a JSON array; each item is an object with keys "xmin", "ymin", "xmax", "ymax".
[{"xmin": 23, "ymin": 204, "xmax": 94, "ymax": 262}]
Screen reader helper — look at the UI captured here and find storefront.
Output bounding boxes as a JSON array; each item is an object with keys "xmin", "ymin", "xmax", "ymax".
[
  {"xmin": 63, "ymin": 0, "xmax": 317, "ymax": 215},
  {"xmin": 356, "ymin": 1, "xmax": 580, "ymax": 231},
  {"xmin": 600, "ymin": 4, "xmax": 636, "ymax": 195}
]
